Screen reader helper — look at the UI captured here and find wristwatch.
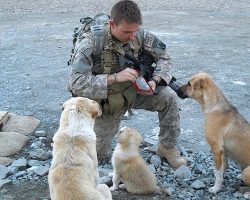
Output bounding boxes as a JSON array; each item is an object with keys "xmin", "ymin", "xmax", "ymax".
[{"xmin": 150, "ymin": 78, "xmax": 159, "ymax": 87}]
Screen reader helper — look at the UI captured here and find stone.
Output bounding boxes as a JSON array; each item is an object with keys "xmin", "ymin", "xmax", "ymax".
[
  {"xmin": 148, "ymin": 164, "xmax": 156, "ymax": 174},
  {"xmin": 28, "ymin": 166, "xmax": 49, "ymax": 176},
  {"xmin": 34, "ymin": 130, "xmax": 46, "ymax": 137},
  {"xmin": 193, "ymin": 163, "xmax": 204, "ymax": 174},
  {"xmin": 0, "ymin": 165, "xmax": 11, "ymax": 179},
  {"xmin": 0, "ymin": 157, "xmax": 13, "ymax": 166},
  {"xmin": 31, "ymin": 141, "xmax": 43, "ymax": 149},
  {"xmin": 11, "ymin": 158, "xmax": 27, "ymax": 170},
  {"xmin": 0, "ymin": 132, "xmax": 28, "ymax": 157},
  {"xmin": 174, "ymin": 165, "xmax": 192, "ymax": 179},
  {"xmin": 27, "ymin": 160, "xmax": 44, "ymax": 167},
  {"xmin": 144, "ymin": 144, "xmax": 158, "ymax": 153},
  {"xmin": 0, "ymin": 111, "xmax": 9, "ymax": 129},
  {"xmin": 190, "ymin": 180, "xmax": 206, "ymax": 190},
  {"xmin": 1, "ymin": 188, "xmax": 8, "ymax": 194},
  {"xmin": 29, "ymin": 149, "xmax": 52, "ymax": 160},
  {"xmin": 150, "ymin": 155, "xmax": 161, "ymax": 166},
  {"xmin": 1, "ymin": 113, "xmax": 40, "ymax": 136},
  {"xmin": 98, "ymin": 167, "xmax": 113, "ymax": 177},
  {"xmin": 144, "ymin": 138, "xmax": 158, "ymax": 146},
  {"xmin": 14, "ymin": 171, "xmax": 26, "ymax": 178},
  {"xmin": 238, "ymin": 186, "xmax": 250, "ymax": 194},
  {"xmin": 98, "ymin": 176, "xmax": 112, "ymax": 186},
  {"xmin": 0, "ymin": 179, "xmax": 12, "ymax": 189}
]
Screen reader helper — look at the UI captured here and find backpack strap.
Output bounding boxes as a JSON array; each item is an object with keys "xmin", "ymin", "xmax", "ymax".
[
  {"xmin": 101, "ymin": 26, "xmax": 143, "ymax": 74},
  {"xmin": 90, "ymin": 13, "xmax": 110, "ymax": 55},
  {"xmin": 102, "ymin": 25, "xmax": 114, "ymax": 74},
  {"xmin": 91, "ymin": 24, "xmax": 106, "ymax": 56}
]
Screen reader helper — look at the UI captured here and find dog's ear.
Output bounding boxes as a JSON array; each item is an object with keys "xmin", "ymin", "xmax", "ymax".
[
  {"xmin": 91, "ymin": 102, "xmax": 102, "ymax": 118},
  {"xmin": 117, "ymin": 129, "xmax": 130, "ymax": 146},
  {"xmin": 193, "ymin": 78, "xmax": 205, "ymax": 90},
  {"xmin": 91, "ymin": 109, "xmax": 99, "ymax": 118}
]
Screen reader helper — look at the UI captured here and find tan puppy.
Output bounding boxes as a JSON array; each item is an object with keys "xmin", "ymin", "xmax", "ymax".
[
  {"xmin": 48, "ymin": 97, "xmax": 112, "ymax": 200},
  {"xmin": 178, "ymin": 72, "xmax": 250, "ymax": 198},
  {"xmin": 110, "ymin": 127, "xmax": 171, "ymax": 196}
]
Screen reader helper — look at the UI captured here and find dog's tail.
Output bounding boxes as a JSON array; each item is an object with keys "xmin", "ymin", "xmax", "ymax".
[{"xmin": 156, "ymin": 187, "xmax": 171, "ymax": 196}]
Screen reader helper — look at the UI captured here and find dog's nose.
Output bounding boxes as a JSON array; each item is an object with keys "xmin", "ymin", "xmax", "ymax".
[{"xmin": 177, "ymin": 87, "xmax": 188, "ymax": 99}]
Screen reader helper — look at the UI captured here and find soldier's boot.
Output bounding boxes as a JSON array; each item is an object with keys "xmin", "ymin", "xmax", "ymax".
[{"xmin": 156, "ymin": 143, "xmax": 187, "ymax": 168}]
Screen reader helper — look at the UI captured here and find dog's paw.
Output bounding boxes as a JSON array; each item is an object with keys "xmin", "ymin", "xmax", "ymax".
[
  {"xmin": 244, "ymin": 192, "xmax": 250, "ymax": 199},
  {"xmin": 108, "ymin": 172, "xmax": 113, "ymax": 177},
  {"xmin": 209, "ymin": 186, "xmax": 220, "ymax": 193},
  {"xmin": 110, "ymin": 186, "xmax": 118, "ymax": 191},
  {"xmin": 118, "ymin": 184, "xmax": 126, "ymax": 190}
]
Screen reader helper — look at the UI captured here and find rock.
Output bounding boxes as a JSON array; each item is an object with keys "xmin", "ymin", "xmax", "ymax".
[
  {"xmin": 0, "ymin": 188, "xmax": 8, "ymax": 194},
  {"xmin": 39, "ymin": 137, "xmax": 47, "ymax": 143},
  {"xmin": 238, "ymin": 186, "xmax": 250, "ymax": 194},
  {"xmin": 31, "ymin": 141, "xmax": 43, "ymax": 148},
  {"xmin": 28, "ymin": 166, "xmax": 49, "ymax": 176},
  {"xmin": 233, "ymin": 191, "xmax": 243, "ymax": 198},
  {"xmin": 14, "ymin": 171, "xmax": 26, "ymax": 178},
  {"xmin": 98, "ymin": 176, "xmax": 112, "ymax": 186},
  {"xmin": 0, "ymin": 165, "xmax": 11, "ymax": 179},
  {"xmin": 195, "ymin": 151, "xmax": 207, "ymax": 163},
  {"xmin": 193, "ymin": 163, "xmax": 204, "ymax": 174},
  {"xmin": 27, "ymin": 160, "xmax": 44, "ymax": 167},
  {"xmin": 150, "ymin": 155, "xmax": 161, "ymax": 166},
  {"xmin": 0, "ymin": 157, "xmax": 13, "ymax": 166},
  {"xmin": 145, "ymin": 144, "xmax": 158, "ymax": 153},
  {"xmin": 148, "ymin": 164, "xmax": 156, "ymax": 174},
  {"xmin": 29, "ymin": 149, "xmax": 52, "ymax": 160},
  {"xmin": 0, "ymin": 132, "xmax": 28, "ymax": 156},
  {"xmin": 1, "ymin": 113, "xmax": 40, "ymax": 136},
  {"xmin": 144, "ymin": 138, "xmax": 158, "ymax": 146},
  {"xmin": 34, "ymin": 130, "xmax": 47, "ymax": 137},
  {"xmin": 98, "ymin": 167, "xmax": 113, "ymax": 177},
  {"xmin": 0, "ymin": 111, "xmax": 9, "ymax": 129},
  {"xmin": 0, "ymin": 179, "xmax": 12, "ymax": 189},
  {"xmin": 9, "ymin": 167, "xmax": 18, "ymax": 175},
  {"xmin": 174, "ymin": 165, "xmax": 192, "ymax": 179},
  {"xmin": 190, "ymin": 180, "xmax": 206, "ymax": 190},
  {"xmin": 10, "ymin": 158, "xmax": 27, "ymax": 170},
  {"xmin": 180, "ymin": 146, "xmax": 188, "ymax": 157}
]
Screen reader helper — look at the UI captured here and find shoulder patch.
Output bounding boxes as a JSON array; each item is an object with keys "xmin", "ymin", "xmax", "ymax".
[
  {"xmin": 144, "ymin": 34, "xmax": 154, "ymax": 47},
  {"xmin": 157, "ymin": 41, "xmax": 166, "ymax": 50}
]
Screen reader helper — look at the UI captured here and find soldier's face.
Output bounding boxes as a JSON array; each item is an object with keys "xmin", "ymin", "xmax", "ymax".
[{"xmin": 110, "ymin": 20, "xmax": 140, "ymax": 43}]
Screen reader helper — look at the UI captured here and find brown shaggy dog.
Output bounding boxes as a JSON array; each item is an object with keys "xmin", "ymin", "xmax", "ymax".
[
  {"xmin": 110, "ymin": 127, "xmax": 171, "ymax": 196},
  {"xmin": 178, "ymin": 72, "xmax": 250, "ymax": 198},
  {"xmin": 48, "ymin": 97, "xmax": 112, "ymax": 200}
]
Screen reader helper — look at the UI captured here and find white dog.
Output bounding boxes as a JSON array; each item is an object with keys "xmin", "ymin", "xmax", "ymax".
[
  {"xmin": 110, "ymin": 127, "xmax": 171, "ymax": 196},
  {"xmin": 48, "ymin": 97, "xmax": 112, "ymax": 200}
]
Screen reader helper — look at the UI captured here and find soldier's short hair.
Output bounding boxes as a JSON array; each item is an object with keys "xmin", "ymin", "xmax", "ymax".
[{"xmin": 111, "ymin": 0, "xmax": 142, "ymax": 25}]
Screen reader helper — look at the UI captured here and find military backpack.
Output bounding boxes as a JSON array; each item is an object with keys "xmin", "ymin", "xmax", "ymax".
[{"xmin": 68, "ymin": 13, "xmax": 110, "ymax": 66}]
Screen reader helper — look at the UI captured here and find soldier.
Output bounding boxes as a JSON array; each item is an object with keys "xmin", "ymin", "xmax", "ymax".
[{"xmin": 67, "ymin": 0, "xmax": 187, "ymax": 168}]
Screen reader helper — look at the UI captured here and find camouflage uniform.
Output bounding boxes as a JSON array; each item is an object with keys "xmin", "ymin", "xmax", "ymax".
[{"xmin": 67, "ymin": 26, "xmax": 180, "ymax": 160}]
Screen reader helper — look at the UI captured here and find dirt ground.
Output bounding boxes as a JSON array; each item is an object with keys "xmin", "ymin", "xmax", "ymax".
[
  {"xmin": 0, "ymin": 0, "xmax": 249, "ymax": 200},
  {"xmin": 3, "ymin": 181, "xmax": 170, "ymax": 200}
]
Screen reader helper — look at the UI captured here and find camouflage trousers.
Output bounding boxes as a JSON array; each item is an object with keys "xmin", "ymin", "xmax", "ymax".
[{"xmin": 94, "ymin": 87, "xmax": 181, "ymax": 161}]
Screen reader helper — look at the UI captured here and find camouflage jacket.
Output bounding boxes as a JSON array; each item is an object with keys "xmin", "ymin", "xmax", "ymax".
[{"xmin": 67, "ymin": 27, "xmax": 173, "ymax": 99}]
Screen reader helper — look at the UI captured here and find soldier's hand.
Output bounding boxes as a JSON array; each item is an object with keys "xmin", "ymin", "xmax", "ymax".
[
  {"xmin": 148, "ymin": 80, "xmax": 156, "ymax": 92},
  {"xmin": 137, "ymin": 80, "xmax": 157, "ymax": 96},
  {"xmin": 117, "ymin": 68, "xmax": 139, "ymax": 83},
  {"xmin": 137, "ymin": 80, "xmax": 155, "ymax": 96}
]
